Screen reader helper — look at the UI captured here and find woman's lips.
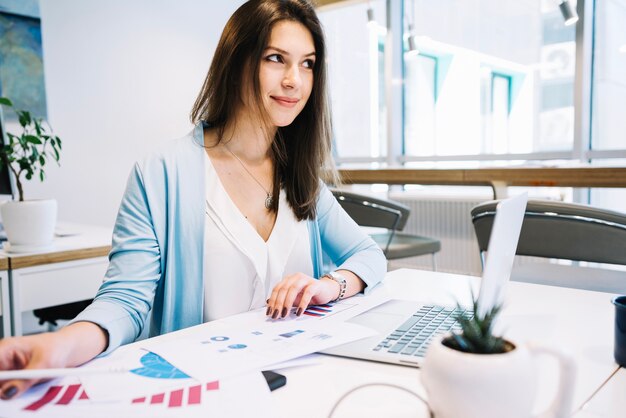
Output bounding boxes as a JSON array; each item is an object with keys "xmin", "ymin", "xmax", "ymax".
[{"xmin": 271, "ymin": 96, "xmax": 299, "ymax": 108}]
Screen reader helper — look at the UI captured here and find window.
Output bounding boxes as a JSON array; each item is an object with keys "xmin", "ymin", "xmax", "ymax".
[
  {"xmin": 318, "ymin": 0, "xmax": 626, "ymax": 208},
  {"xmin": 402, "ymin": 0, "xmax": 577, "ymax": 160},
  {"xmin": 591, "ymin": 0, "xmax": 626, "ymax": 153},
  {"xmin": 319, "ymin": 1, "xmax": 387, "ymax": 162}
]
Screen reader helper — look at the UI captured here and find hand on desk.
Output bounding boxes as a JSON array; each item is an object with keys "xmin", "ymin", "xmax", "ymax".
[
  {"xmin": 0, "ymin": 322, "xmax": 107, "ymax": 400},
  {"xmin": 266, "ymin": 270, "xmax": 365, "ymax": 319}
]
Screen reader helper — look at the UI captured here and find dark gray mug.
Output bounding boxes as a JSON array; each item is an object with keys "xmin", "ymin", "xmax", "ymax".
[{"xmin": 613, "ymin": 296, "xmax": 626, "ymax": 367}]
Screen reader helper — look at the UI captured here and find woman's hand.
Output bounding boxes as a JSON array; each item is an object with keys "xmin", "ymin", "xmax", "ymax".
[
  {"xmin": 0, "ymin": 332, "xmax": 71, "ymax": 400},
  {"xmin": 266, "ymin": 270, "xmax": 366, "ymax": 319},
  {"xmin": 266, "ymin": 272, "xmax": 339, "ymax": 319},
  {"xmin": 0, "ymin": 322, "xmax": 108, "ymax": 400}
]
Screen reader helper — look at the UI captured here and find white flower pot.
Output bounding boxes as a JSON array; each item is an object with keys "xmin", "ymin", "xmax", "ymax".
[
  {"xmin": 421, "ymin": 336, "xmax": 576, "ymax": 418},
  {"xmin": 0, "ymin": 199, "xmax": 57, "ymax": 252}
]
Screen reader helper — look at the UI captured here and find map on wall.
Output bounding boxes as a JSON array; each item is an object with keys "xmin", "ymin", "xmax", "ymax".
[{"xmin": 0, "ymin": 0, "xmax": 47, "ymax": 121}]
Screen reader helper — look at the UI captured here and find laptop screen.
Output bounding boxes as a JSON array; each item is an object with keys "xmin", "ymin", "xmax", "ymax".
[{"xmin": 476, "ymin": 193, "xmax": 528, "ymax": 318}]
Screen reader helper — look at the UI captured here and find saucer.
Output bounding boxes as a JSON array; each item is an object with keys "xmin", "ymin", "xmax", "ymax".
[{"xmin": 3, "ymin": 242, "xmax": 53, "ymax": 254}]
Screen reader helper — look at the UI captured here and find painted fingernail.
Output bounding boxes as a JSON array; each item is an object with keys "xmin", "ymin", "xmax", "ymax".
[
  {"xmin": 266, "ymin": 299, "xmax": 270, "ymax": 304},
  {"xmin": 296, "ymin": 307, "xmax": 303, "ymax": 316},
  {"xmin": 272, "ymin": 309, "xmax": 279, "ymax": 319},
  {"xmin": 2, "ymin": 385, "xmax": 17, "ymax": 400},
  {"xmin": 281, "ymin": 307, "xmax": 287, "ymax": 318},
  {"xmin": 266, "ymin": 306, "xmax": 272, "ymax": 316}
]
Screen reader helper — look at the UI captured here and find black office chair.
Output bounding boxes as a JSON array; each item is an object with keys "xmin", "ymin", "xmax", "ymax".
[
  {"xmin": 331, "ymin": 188, "xmax": 441, "ymax": 269},
  {"xmin": 471, "ymin": 199, "xmax": 626, "ymax": 292},
  {"xmin": 33, "ymin": 299, "xmax": 92, "ymax": 329}
]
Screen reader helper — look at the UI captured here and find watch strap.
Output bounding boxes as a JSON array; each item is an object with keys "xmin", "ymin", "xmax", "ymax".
[{"xmin": 323, "ymin": 271, "xmax": 347, "ymax": 302}]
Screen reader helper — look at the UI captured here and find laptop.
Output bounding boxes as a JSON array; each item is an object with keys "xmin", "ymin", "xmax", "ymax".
[{"xmin": 321, "ymin": 193, "xmax": 528, "ymax": 367}]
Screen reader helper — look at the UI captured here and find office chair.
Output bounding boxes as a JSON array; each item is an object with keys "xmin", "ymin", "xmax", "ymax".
[
  {"xmin": 331, "ymin": 188, "xmax": 441, "ymax": 269},
  {"xmin": 471, "ymin": 199, "xmax": 626, "ymax": 292},
  {"xmin": 33, "ymin": 299, "xmax": 92, "ymax": 329}
]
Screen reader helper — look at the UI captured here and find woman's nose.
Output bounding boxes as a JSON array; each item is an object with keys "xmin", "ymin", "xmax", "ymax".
[{"xmin": 282, "ymin": 65, "xmax": 301, "ymax": 89}]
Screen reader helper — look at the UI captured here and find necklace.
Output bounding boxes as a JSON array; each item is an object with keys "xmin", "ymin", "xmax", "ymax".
[{"xmin": 224, "ymin": 145, "xmax": 274, "ymax": 209}]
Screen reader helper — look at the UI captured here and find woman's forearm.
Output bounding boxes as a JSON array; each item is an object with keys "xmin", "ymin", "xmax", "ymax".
[
  {"xmin": 58, "ymin": 321, "xmax": 109, "ymax": 367},
  {"xmin": 335, "ymin": 269, "xmax": 366, "ymax": 299}
]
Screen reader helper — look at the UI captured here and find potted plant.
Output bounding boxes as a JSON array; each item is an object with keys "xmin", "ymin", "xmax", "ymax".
[
  {"xmin": 421, "ymin": 293, "xmax": 576, "ymax": 418},
  {"xmin": 0, "ymin": 97, "xmax": 62, "ymax": 252}
]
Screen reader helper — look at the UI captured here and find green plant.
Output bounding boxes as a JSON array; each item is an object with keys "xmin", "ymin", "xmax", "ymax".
[
  {"xmin": 443, "ymin": 291, "xmax": 512, "ymax": 354},
  {"xmin": 0, "ymin": 97, "xmax": 62, "ymax": 202}
]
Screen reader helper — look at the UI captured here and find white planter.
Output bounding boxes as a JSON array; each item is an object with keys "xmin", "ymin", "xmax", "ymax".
[
  {"xmin": 421, "ymin": 337, "xmax": 576, "ymax": 418},
  {"xmin": 0, "ymin": 199, "xmax": 57, "ymax": 252}
]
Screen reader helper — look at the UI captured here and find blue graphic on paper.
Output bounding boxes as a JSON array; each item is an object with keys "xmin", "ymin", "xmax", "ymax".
[
  {"xmin": 227, "ymin": 344, "xmax": 247, "ymax": 349},
  {"xmin": 130, "ymin": 352, "xmax": 190, "ymax": 379},
  {"xmin": 210, "ymin": 336, "xmax": 229, "ymax": 342},
  {"xmin": 279, "ymin": 329, "xmax": 305, "ymax": 338}
]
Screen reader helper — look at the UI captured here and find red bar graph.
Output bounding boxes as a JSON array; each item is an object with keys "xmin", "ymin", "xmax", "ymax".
[
  {"xmin": 188, "ymin": 385, "xmax": 201, "ymax": 404},
  {"xmin": 168, "ymin": 389, "xmax": 183, "ymax": 407},
  {"xmin": 56, "ymin": 384, "xmax": 81, "ymax": 405},
  {"xmin": 150, "ymin": 393, "xmax": 165, "ymax": 404},
  {"xmin": 22, "ymin": 379, "xmax": 222, "ymax": 412},
  {"xmin": 24, "ymin": 386, "xmax": 63, "ymax": 411}
]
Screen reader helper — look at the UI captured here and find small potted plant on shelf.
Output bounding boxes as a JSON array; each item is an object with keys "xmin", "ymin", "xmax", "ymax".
[
  {"xmin": 0, "ymin": 97, "xmax": 62, "ymax": 252},
  {"xmin": 420, "ymin": 292, "xmax": 576, "ymax": 418}
]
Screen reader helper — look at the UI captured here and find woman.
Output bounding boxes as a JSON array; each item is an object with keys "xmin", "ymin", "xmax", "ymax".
[{"xmin": 0, "ymin": 0, "xmax": 385, "ymax": 400}]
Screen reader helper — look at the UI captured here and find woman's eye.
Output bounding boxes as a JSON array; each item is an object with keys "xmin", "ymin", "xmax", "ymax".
[
  {"xmin": 303, "ymin": 59, "xmax": 315, "ymax": 69},
  {"xmin": 266, "ymin": 54, "xmax": 283, "ymax": 63}
]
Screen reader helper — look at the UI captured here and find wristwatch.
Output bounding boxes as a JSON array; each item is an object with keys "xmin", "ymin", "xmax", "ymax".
[{"xmin": 323, "ymin": 271, "xmax": 347, "ymax": 302}]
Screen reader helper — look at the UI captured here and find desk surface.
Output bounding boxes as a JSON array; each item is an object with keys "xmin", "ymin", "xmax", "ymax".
[
  {"xmin": 0, "ymin": 256, "xmax": 7, "ymax": 271},
  {"xmin": 0, "ymin": 222, "xmax": 111, "ymax": 269},
  {"xmin": 576, "ymin": 367, "xmax": 625, "ymax": 418},
  {"xmin": 273, "ymin": 269, "xmax": 619, "ymax": 418}
]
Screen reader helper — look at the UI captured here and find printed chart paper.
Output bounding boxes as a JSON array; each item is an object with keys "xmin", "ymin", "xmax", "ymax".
[
  {"xmin": 220, "ymin": 283, "xmax": 391, "ymax": 329},
  {"xmin": 148, "ymin": 321, "xmax": 375, "ymax": 382},
  {"xmin": 0, "ymin": 372, "xmax": 276, "ymax": 418},
  {"xmin": 78, "ymin": 347, "xmax": 197, "ymax": 401}
]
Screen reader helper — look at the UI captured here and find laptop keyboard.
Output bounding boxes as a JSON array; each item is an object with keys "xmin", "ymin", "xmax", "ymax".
[{"xmin": 372, "ymin": 305, "xmax": 473, "ymax": 358}]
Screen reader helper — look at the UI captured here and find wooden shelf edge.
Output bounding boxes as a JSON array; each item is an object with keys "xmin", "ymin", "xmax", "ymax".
[{"xmin": 8, "ymin": 246, "xmax": 111, "ymax": 270}]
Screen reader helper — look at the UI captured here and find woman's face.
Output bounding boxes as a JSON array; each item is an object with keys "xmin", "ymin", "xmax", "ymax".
[{"xmin": 257, "ymin": 20, "xmax": 316, "ymax": 127}]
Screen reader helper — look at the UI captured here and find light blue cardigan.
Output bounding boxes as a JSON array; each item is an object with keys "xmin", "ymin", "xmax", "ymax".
[{"xmin": 73, "ymin": 124, "xmax": 386, "ymax": 354}]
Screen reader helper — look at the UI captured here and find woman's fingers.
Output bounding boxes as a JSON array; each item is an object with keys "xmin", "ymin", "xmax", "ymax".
[
  {"xmin": 267, "ymin": 273, "xmax": 312, "ymax": 318},
  {"xmin": 295, "ymin": 283, "xmax": 318, "ymax": 316},
  {"xmin": 0, "ymin": 377, "xmax": 37, "ymax": 400},
  {"xmin": 0, "ymin": 338, "xmax": 45, "ymax": 400},
  {"xmin": 267, "ymin": 273, "xmax": 340, "ymax": 319}
]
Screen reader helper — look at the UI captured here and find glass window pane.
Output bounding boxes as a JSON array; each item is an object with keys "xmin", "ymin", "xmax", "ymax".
[
  {"xmin": 404, "ymin": 0, "xmax": 577, "ymax": 157},
  {"xmin": 404, "ymin": 54, "xmax": 436, "ymax": 155},
  {"xmin": 318, "ymin": 1, "xmax": 387, "ymax": 159},
  {"xmin": 591, "ymin": 0, "xmax": 626, "ymax": 151}
]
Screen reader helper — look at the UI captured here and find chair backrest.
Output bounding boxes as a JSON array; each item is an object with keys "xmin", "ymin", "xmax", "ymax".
[
  {"xmin": 471, "ymin": 199, "xmax": 626, "ymax": 266},
  {"xmin": 330, "ymin": 188, "xmax": 411, "ymax": 231}
]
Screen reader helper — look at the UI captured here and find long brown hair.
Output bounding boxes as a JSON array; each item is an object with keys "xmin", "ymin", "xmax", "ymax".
[{"xmin": 190, "ymin": 0, "xmax": 335, "ymax": 221}]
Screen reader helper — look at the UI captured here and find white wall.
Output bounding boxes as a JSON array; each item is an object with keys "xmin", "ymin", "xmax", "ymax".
[{"xmin": 30, "ymin": 0, "xmax": 244, "ymax": 227}]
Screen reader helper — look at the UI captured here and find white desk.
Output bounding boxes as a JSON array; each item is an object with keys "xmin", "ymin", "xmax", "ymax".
[
  {"xmin": 272, "ymin": 269, "xmax": 620, "ymax": 418},
  {"xmin": 0, "ymin": 223, "xmax": 111, "ymax": 336},
  {"xmin": 576, "ymin": 367, "xmax": 625, "ymax": 418}
]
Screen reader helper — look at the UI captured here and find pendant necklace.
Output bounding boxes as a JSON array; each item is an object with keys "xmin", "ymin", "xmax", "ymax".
[{"xmin": 224, "ymin": 145, "xmax": 274, "ymax": 209}]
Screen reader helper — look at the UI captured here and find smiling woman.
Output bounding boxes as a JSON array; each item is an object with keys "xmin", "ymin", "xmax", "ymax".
[
  {"xmin": 260, "ymin": 21, "xmax": 316, "ymax": 126},
  {"xmin": 0, "ymin": 0, "xmax": 386, "ymax": 401}
]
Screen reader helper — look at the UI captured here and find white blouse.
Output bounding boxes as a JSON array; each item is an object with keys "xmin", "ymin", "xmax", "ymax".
[{"xmin": 202, "ymin": 153, "xmax": 313, "ymax": 322}]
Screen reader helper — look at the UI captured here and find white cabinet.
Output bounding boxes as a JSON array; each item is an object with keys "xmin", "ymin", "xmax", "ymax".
[
  {"xmin": 1, "ymin": 269, "xmax": 9, "ymax": 337},
  {"xmin": 1, "ymin": 223, "xmax": 112, "ymax": 337},
  {"xmin": 10, "ymin": 257, "xmax": 108, "ymax": 336}
]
